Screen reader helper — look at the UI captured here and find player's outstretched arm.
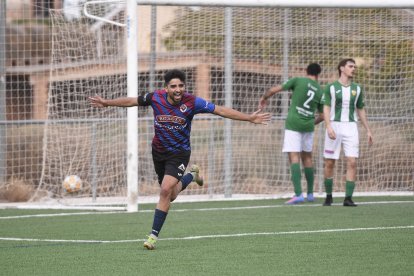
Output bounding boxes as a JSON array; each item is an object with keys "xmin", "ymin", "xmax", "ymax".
[
  {"xmin": 258, "ymin": 85, "xmax": 283, "ymax": 109},
  {"xmin": 213, "ymin": 105, "xmax": 271, "ymax": 125},
  {"xmin": 88, "ymin": 95, "xmax": 138, "ymax": 108}
]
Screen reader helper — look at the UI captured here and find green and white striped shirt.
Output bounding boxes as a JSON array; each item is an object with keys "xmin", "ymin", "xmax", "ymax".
[{"xmin": 322, "ymin": 81, "xmax": 365, "ymax": 122}]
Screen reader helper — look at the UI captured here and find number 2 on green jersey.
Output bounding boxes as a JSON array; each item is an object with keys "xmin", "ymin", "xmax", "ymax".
[{"xmin": 303, "ymin": 90, "xmax": 315, "ymax": 109}]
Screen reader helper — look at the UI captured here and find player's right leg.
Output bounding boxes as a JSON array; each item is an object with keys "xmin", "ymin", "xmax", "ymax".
[
  {"xmin": 286, "ymin": 156, "xmax": 304, "ymax": 205},
  {"xmin": 323, "ymin": 159, "xmax": 336, "ymax": 206},
  {"xmin": 162, "ymin": 151, "xmax": 191, "ymax": 201},
  {"xmin": 144, "ymin": 151, "xmax": 197, "ymax": 250},
  {"xmin": 144, "ymin": 175, "xmax": 178, "ymax": 250},
  {"xmin": 342, "ymin": 131, "xmax": 358, "ymax": 207},
  {"xmin": 144, "ymin": 151, "xmax": 183, "ymax": 250},
  {"xmin": 283, "ymin": 131, "xmax": 304, "ymax": 205}
]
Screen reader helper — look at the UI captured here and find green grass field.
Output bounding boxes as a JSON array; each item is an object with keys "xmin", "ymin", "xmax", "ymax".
[{"xmin": 1, "ymin": 196, "xmax": 413, "ymax": 276}]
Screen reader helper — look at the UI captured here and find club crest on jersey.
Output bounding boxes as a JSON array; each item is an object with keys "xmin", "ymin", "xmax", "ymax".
[
  {"xmin": 180, "ymin": 104, "xmax": 188, "ymax": 113},
  {"xmin": 352, "ymin": 90, "xmax": 357, "ymax": 96}
]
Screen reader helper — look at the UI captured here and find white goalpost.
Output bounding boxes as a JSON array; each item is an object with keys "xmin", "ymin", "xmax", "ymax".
[{"xmin": 36, "ymin": 0, "xmax": 414, "ymax": 212}]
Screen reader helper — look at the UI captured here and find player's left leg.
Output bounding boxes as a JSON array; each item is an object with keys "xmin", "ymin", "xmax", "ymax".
[
  {"xmin": 301, "ymin": 132, "xmax": 315, "ymax": 202},
  {"xmin": 343, "ymin": 157, "xmax": 357, "ymax": 207},
  {"xmin": 301, "ymin": 151, "xmax": 314, "ymax": 202},
  {"xmin": 190, "ymin": 164, "xmax": 204, "ymax": 186},
  {"xmin": 342, "ymin": 124, "xmax": 359, "ymax": 207},
  {"xmin": 171, "ymin": 164, "xmax": 204, "ymax": 202}
]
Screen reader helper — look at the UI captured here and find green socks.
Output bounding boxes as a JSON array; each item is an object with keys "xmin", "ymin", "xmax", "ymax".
[
  {"xmin": 324, "ymin": 178, "xmax": 355, "ymax": 197},
  {"xmin": 324, "ymin": 178, "xmax": 333, "ymax": 195},
  {"xmin": 304, "ymin": 167, "xmax": 314, "ymax": 194},
  {"xmin": 345, "ymin": 181, "xmax": 355, "ymax": 197},
  {"xmin": 291, "ymin": 165, "xmax": 315, "ymax": 196},
  {"xmin": 291, "ymin": 163, "xmax": 302, "ymax": 196},
  {"xmin": 324, "ymin": 179, "xmax": 355, "ymax": 197}
]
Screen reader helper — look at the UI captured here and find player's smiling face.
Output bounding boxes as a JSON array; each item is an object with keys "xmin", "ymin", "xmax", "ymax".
[{"xmin": 166, "ymin": 78, "xmax": 185, "ymax": 105}]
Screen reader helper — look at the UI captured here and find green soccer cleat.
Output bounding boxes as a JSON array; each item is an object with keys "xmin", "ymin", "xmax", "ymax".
[
  {"xmin": 143, "ymin": 234, "xmax": 158, "ymax": 250},
  {"xmin": 190, "ymin": 164, "xmax": 204, "ymax": 186}
]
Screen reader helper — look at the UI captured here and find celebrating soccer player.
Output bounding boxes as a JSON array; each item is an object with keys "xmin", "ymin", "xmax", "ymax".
[{"xmin": 88, "ymin": 69, "xmax": 271, "ymax": 249}]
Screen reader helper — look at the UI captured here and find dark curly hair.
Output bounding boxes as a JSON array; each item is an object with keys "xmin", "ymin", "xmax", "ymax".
[
  {"xmin": 306, "ymin": 63, "xmax": 322, "ymax": 76},
  {"xmin": 164, "ymin": 69, "xmax": 186, "ymax": 85}
]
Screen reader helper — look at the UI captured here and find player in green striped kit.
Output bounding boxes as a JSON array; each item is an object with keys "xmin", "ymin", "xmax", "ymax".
[
  {"xmin": 259, "ymin": 63, "xmax": 324, "ymax": 204},
  {"xmin": 322, "ymin": 58, "xmax": 373, "ymax": 207}
]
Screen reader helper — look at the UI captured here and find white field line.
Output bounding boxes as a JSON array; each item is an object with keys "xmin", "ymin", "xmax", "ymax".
[
  {"xmin": 0, "ymin": 211, "xmax": 123, "ymax": 220},
  {"xmin": 0, "ymin": 200, "xmax": 413, "ymax": 220},
  {"xmin": 0, "ymin": 225, "xmax": 413, "ymax": 244}
]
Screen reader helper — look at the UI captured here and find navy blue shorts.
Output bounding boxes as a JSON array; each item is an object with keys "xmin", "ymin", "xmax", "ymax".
[{"xmin": 152, "ymin": 149, "xmax": 191, "ymax": 184}]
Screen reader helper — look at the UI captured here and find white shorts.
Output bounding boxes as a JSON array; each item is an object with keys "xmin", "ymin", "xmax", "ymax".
[
  {"xmin": 324, "ymin": 122, "xmax": 359, "ymax": 159},
  {"xmin": 282, "ymin": 129, "xmax": 314, "ymax": 153}
]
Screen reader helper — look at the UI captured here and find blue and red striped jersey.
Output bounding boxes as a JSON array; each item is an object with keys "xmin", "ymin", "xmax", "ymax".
[{"xmin": 138, "ymin": 90, "xmax": 215, "ymax": 153}]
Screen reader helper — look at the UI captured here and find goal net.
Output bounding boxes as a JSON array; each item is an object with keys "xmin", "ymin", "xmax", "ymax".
[{"xmin": 39, "ymin": 2, "xmax": 414, "ymax": 207}]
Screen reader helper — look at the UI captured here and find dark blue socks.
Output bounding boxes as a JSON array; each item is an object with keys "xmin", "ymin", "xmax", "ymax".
[
  {"xmin": 151, "ymin": 209, "xmax": 168, "ymax": 237},
  {"xmin": 180, "ymin": 173, "xmax": 194, "ymax": 191}
]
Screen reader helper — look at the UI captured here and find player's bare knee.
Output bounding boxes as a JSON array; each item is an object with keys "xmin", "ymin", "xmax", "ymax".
[
  {"xmin": 325, "ymin": 160, "xmax": 335, "ymax": 170},
  {"xmin": 347, "ymin": 159, "xmax": 357, "ymax": 170},
  {"xmin": 159, "ymin": 186, "xmax": 173, "ymax": 200}
]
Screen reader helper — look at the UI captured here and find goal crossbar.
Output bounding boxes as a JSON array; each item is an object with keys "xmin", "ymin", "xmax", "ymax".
[
  {"xmin": 134, "ymin": 0, "xmax": 414, "ymax": 8},
  {"xmin": 84, "ymin": 0, "xmax": 414, "ymax": 9}
]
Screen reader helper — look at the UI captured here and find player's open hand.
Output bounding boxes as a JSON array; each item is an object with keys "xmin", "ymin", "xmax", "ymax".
[
  {"xmin": 88, "ymin": 95, "xmax": 107, "ymax": 108},
  {"xmin": 250, "ymin": 109, "xmax": 272, "ymax": 125}
]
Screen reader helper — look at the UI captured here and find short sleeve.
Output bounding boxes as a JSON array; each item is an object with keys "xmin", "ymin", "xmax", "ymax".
[
  {"xmin": 322, "ymin": 85, "xmax": 331, "ymax": 106},
  {"xmin": 281, "ymin": 78, "xmax": 296, "ymax": 91},
  {"xmin": 194, "ymin": 97, "xmax": 215, "ymax": 114},
  {"xmin": 356, "ymin": 86, "xmax": 365, "ymax": 109},
  {"xmin": 315, "ymin": 87, "xmax": 324, "ymax": 113}
]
